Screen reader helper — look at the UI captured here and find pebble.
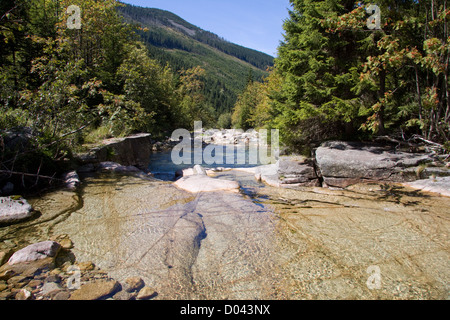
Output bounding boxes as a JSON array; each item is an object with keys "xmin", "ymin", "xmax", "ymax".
[
  {"xmin": 52, "ymin": 291, "xmax": 71, "ymax": 300},
  {"xmin": 124, "ymin": 276, "xmax": 144, "ymax": 293},
  {"xmin": 15, "ymin": 289, "xmax": 32, "ymax": 300},
  {"xmin": 136, "ymin": 286, "xmax": 157, "ymax": 300},
  {"xmin": 69, "ymin": 280, "xmax": 120, "ymax": 300},
  {"xmin": 77, "ymin": 261, "xmax": 95, "ymax": 271},
  {"xmin": 0, "ymin": 240, "xmax": 153, "ymax": 301}
]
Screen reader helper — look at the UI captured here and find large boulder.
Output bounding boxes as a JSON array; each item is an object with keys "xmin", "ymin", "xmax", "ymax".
[
  {"xmin": 315, "ymin": 141, "xmax": 440, "ymax": 188},
  {"xmin": 278, "ymin": 156, "xmax": 320, "ymax": 187},
  {"xmin": 251, "ymin": 156, "xmax": 320, "ymax": 188},
  {"xmin": 0, "ymin": 197, "xmax": 34, "ymax": 224},
  {"xmin": 7, "ymin": 241, "xmax": 61, "ymax": 265},
  {"xmin": 78, "ymin": 133, "xmax": 153, "ymax": 168}
]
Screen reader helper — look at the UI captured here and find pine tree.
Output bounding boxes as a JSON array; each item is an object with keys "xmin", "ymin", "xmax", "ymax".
[{"xmin": 272, "ymin": 0, "xmax": 365, "ymax": 148}]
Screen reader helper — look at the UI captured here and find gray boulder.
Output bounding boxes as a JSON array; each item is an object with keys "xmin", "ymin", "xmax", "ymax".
[
  {"xmin": 78, "ymin": 133, "xmax": 153, "ymax": 168},
  {"xmin": 8, "ymin": 241, "xmax": 61, "ymax": 265},
  {"xmin": 0, "ymin": 197, "xmax": 34, "ymax": 224},
  {"xmin": 315, "ymin": 141, "xmax": 439, "ymax": 188},
  {"xmin": 254, "ymin": 156, "xmax": 320, "ymax": 187},
  {"xmin": 278, "ymin": 156, "xmax": 320, "ymax": 187}
]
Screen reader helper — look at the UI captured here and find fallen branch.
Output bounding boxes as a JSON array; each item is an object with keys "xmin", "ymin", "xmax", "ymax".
[
  {"xmin": 0, "ymin": 170, "xmax": 62, "ymax": 181},
  {"xmin": 409, "ymin": 134, "xmax": 444, "ymax": 148}
]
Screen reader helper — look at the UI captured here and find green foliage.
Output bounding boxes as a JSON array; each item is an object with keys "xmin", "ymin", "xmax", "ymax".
[
  {"xmin": 0, "ymin": 0, "xmax": 227, "ymax": 193},
  {"xmin": 243, "ymin": 0, "xmax": 450, "ymax": 152},
  {"xmin": 118, "ymin": 4, "xmax": 273, "ymax": 115},
  {"xmin": 217, "ymin": 113, "xmax": 232, "ymax": 129}
]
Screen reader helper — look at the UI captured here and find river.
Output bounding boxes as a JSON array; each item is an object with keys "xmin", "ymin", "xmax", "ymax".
[{"xmin": 1, "ymin": 147, "xmax": 449, "ymax": 299}]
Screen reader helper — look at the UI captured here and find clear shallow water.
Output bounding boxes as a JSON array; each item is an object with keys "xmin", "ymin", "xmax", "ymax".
[
  {"xmin": 2, "ymin": 145, "xmax": 449, "ymax": 300},
  {"xmin": 148, "ymin": 144, "xmax": 264, "ymax": 181}
]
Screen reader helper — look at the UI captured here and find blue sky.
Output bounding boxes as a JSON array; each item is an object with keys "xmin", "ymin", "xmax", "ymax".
[{"xmin": 120, "ymin": 0, "xmax": 292, "ymax": 57}]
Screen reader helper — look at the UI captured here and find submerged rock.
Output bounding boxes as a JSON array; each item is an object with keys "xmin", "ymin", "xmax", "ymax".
[
  {"xmin": 0, "ymin": 197, "xmax": 34, "ymax": 225},
  {"xmin": 174, "ymin": 170, "xmax": 240, "ymax": 193},
  {"xmin": 69, "ymin": 280, "xmax": 120, "ymax": 300},
  {"xmin": 174, "ymin": 165, "xmax": 239, "ymax": 193}
]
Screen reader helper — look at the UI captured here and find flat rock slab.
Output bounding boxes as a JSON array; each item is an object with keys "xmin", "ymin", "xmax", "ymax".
[
  {"xmin": 81, "ymin": 133, "xmax": 153, "ymax": 168},
  {"xmin": 404, "ymin": 176, "xmax": 450, "ymax": 197},
  {"xmin": 8, "ymin": 241, "xmax": 61, "ymax": 265},
  {"xmin": 174, "ymin": 175, "xmax": 240, "ymax": 193},
  {"xmin": 0, "ymin": 197, "xmax": 34, "ymax": 224},
  {"xmin": 316, "ymin": 141, "xmax": 435, "ymax": 187}
]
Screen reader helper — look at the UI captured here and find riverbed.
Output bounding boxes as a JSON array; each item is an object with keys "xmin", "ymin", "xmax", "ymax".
[{"xmin": 1, "ymin": 153, "xmax": 449, "ymax": 299}]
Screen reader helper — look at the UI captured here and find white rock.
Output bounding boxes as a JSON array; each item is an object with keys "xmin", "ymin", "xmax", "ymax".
[
  {"xmin": 62, "ymin": 171, "xmax": 80, "ymax": 190},
  {"xmin": 0, "ymin": 197, "xmax": 34, "ymax": 224},
  {"xmin": 8, "ymin": 241, "xmax": 61, "ymax": 265},
  {"xmin": 174, "ymin": 175, "xmax": 239, "ymax": 193},
  {"xmin": 193, "ymin": 165, "xmax": 207, "ymax": 175}
]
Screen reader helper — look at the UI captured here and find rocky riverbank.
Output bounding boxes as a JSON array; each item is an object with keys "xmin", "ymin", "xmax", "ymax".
[
  {"xmin": 0, "ymin": 238, "xmax": 157, "ymax": 300},
  {"xmin": 247, "ymin": 140, "xmax": 450, "ymax": 197},
  {"xmin": 1, "ymin": 134, "xmax": 449, "ymax": 300}
]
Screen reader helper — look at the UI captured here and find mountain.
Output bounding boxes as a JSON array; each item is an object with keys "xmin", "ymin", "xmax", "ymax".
[{"xmin": 117, "ymin": 4, "xmax": 274, "ymax": 115}]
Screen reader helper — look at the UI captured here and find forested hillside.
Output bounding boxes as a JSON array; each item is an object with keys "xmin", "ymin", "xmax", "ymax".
[
  {"xmin": 2, "ymin": 0, "xmax": 265, "ymax": 193},
  {"xmin": 117, "ymin": 4, "xmax": 274, "ymax": 115}
]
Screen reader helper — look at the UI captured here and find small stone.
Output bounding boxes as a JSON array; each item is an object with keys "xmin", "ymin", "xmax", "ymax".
[
  {"xmin": 8, "ymin": 241, "xmax": 61, "ymax": 265},
  {"xmin": 7, "ymin": 275, "xmax": 30, "ymax": 287},
  {"xmin": 77, "ymin": 261, "xmax": 95, "ymax": 271},
  {"xmin": 0, "ymin": 249, "xmax": 14, "ymax": 266},
  {"xmin": 113, "ymin": 290, "xmax": 133, "ymax": 300},
  {"xmin": 0, "ymin": 290, "xmax": 14, "ymax": 300},
  {"xmin": 136, "ymin": 286, "xmax": 157, "ymax": 300},
  {"xmin": 45, "ymin": 274, "xmax": 61, "ymax": 283},
  {"xmin": 15, "ymin": 288, "xmax": 32, "ymax": 300},
  {"xmin": 52, "ymin": 290, "xmax": 71, "ymax": 300},
  {"xmin": 0, "ymin": 197, "xmax": 34, "ymax": 224},
  {"xmin": 69, "ymin": 280, "xmax": 120, "ymax": 300},
  {"xmin": 0, "ymin": 270, "xmax": 15, "ymax": 281},
  {"xmin": 41, "ymin": 282, "xmax": 63, "ymax": 296},
  {"xmin": 59, "ymin": 238, "xmax": 73, "ymax": 250},
  {"xmin": 27, "ymin": 279, "xmax": 42, "ymax": 289},
  {"xmin": 0, "ymin": 282, "xmax": 7, "ymax": 292},
  {"xmin": 124, "ymin": 277, "xmax": 144, "ymax": 293}
]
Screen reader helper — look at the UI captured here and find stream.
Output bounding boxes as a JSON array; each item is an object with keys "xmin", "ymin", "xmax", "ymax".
[{"xmin": 1, "ymin": 148, "xmax": 449, "ymax": 299}]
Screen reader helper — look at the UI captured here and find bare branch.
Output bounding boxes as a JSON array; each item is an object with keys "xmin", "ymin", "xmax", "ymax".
[{"xmin": 0, "ymin": 170, "xmax": 62, "ymax": 181}]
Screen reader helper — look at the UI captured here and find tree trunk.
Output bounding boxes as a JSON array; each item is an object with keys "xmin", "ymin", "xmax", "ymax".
[{"xmin": 377, "ymin": 68, "xmax": 387, "ymax": 135}]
